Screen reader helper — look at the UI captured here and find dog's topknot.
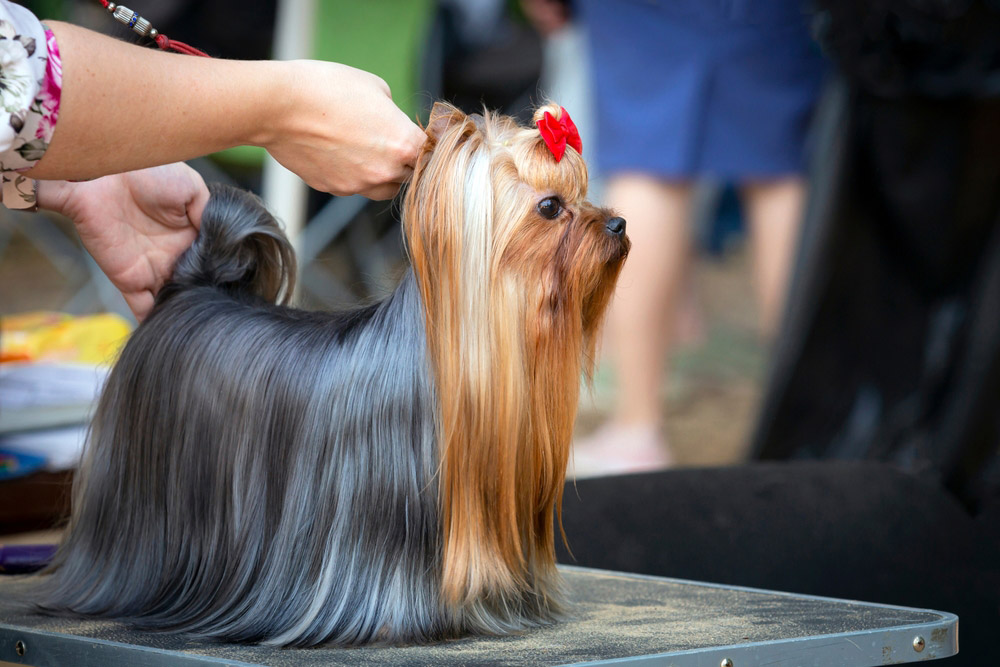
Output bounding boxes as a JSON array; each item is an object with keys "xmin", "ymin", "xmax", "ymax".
[{"xmin": 166, "ymin": 183, "xmax": 296, "ymax": 306}]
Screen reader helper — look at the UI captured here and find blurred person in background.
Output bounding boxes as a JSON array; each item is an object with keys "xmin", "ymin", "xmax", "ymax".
[
  {"xmin": 556, "ymin": 2, "xmax": 1000, "ymax": 660},
  {"xmin": 1, "ymin": 0, "xmax": 425, "ymax": 319},
  {"xmin": 753, "ymin": 0, "xmax": 1000, "ymax": 512},
  {"xmin": 558, "ymin": 1, "xmax": 828, "ymax": 475}
]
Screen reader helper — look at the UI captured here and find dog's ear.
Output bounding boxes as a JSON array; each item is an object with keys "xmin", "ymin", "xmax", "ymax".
[{"xmin": 426, "ymin": 102, "xmax": 467, "ymax": 143}]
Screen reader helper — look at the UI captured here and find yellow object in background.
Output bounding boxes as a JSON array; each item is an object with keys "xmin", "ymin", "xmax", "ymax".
[{"xmin": 0, "ymin": 312, "xmax": 132, "ymax": 365}]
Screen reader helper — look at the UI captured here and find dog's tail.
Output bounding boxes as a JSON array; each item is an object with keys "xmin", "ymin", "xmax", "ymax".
[{"xmin": 167, "ymin": 183, "xmax": 296, "ymax": 304}]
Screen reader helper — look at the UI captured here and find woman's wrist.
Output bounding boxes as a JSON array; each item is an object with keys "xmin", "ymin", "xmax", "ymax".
[{"xmin": 239, "ymin": 59, "xmax": 300, "ymax": 151}]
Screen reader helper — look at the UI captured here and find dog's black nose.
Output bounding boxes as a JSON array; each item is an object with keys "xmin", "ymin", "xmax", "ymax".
[{"xmin": 606, "ymin": 216, "xmax": 626, "ymax": 237}]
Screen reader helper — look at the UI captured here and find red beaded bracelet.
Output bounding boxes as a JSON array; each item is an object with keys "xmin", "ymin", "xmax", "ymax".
[{"xmin": 96, "ymin": 0, "xmax": 210, "ymax": 57}]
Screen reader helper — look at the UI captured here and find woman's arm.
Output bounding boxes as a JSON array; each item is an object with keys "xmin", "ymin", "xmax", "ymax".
[{"xmin": 27, "ymin": 21, "xmax": 425, "ymax": 200}]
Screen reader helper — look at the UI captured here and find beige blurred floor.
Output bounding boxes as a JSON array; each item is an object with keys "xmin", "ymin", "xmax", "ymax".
[{"xmin": 0, "ymin": 530, "xmax": 61, "ymax": 545}]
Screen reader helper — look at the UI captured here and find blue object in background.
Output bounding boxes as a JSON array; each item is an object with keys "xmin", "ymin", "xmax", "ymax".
[
  {"xmin": 578, "ymin": 0, "xmax": 827, "ymax": 180},
  {"xmin": 0, "ymin": 544, "xmax": 57, "ymax": 574},
  {"xmin": 0, "ymin": 449, "xmax": 47, "ymax": 481}
]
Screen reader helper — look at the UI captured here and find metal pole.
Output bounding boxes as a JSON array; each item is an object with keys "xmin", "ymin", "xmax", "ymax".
[{"xmin": 261, "ymin": 0, "xmax": 316, "ymax": 263}]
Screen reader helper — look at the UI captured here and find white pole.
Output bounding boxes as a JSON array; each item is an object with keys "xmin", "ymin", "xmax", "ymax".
[{"xmin": 261, "ymin": 0, "xmax": 316, "ymax": 261}]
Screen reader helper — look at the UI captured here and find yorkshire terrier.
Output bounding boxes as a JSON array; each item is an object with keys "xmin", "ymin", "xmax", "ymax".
[{"xmin": 36, "ymin": 103, "xmax": 629, "ymax": 646}]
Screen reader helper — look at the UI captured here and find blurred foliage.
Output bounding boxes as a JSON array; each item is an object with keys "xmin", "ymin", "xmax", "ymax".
[
  {"xmin": 20, "ymin": 0, "xmax": 68, "ymax": 21},
  {"xmin": 314, "ymin": 0, "xmax": 436, "ymax": 122}
]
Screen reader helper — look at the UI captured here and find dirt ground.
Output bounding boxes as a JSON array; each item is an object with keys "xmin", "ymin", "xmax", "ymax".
[{"xmin": 1, "ymin": 213, "xmax": 768, "ymax": 468}]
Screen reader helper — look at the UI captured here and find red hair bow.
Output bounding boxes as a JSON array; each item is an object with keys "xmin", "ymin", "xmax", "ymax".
[{"xmin": 537, "ymin": 108, "xmax": 582, "ymax": 162}]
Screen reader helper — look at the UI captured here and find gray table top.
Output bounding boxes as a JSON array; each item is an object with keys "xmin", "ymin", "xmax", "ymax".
[{"xmin": 0, "ymin": 566, "xmax": 957, "ymax": 666}]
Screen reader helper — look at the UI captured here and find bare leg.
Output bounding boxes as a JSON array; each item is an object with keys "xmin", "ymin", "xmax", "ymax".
[
  {"xmin": 608, "ymin": 175, "xmax": 694, "ymax": 424},
  {"xmin": 573, "ymin": 174, "xmax": 693, "ymax": 477},
  {"xmin": 742, "ymin": 178, "xmax": 807, "ymax": 338}
]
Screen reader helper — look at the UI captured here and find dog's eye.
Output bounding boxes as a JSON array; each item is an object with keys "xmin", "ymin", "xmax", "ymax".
[{"xmin": 537, "ymin": 197, "xmax": 563, "ymax": 220}]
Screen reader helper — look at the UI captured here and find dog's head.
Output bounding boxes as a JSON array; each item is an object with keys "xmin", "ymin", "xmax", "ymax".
[
  {"xmin": 404, "ymin": 102, "xmax": 628, "ymax": 360},
  {"xmin": 401, "ymin": 103, "xmax": 628, "ymax": 621}
]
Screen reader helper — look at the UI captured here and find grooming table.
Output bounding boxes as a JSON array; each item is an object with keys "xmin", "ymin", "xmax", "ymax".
[{"xmin": 0, "ymin": 566, "xmax": 957, "ymax": 666}]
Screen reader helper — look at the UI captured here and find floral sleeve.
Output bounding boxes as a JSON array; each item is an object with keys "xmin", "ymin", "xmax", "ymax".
[{"xmin": 0, "ymin": 1, "xmax": 61, "ymax": 209}]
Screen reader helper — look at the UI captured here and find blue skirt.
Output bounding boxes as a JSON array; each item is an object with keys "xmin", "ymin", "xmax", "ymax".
[{"xmin": 578, "ymin": 0, "xmax": 828, "ymax": 179}]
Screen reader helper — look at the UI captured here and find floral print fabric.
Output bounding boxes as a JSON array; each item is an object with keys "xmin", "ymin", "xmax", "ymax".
[
  {"xmin": 0, "ymin": 1, "xmax": 60, "ymax": 209},
  {"xmin": 0, "ymin": 24, "xmax": 62, "ymax": 171}
]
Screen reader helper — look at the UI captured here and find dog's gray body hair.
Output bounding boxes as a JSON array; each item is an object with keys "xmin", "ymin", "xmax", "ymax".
[{"xmin": 35, "ymin": 185, "xmax": 455, "ymax": 646}]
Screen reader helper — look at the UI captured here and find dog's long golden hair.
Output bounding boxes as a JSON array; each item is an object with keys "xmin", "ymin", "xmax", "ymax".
[{"xmin": 403, "ymin": 103, "xmax": 627, "ymax": 628}]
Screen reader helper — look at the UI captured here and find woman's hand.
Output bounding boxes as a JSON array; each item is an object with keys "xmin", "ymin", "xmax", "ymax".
[
  {"xmin": 262, "ymin": 61, "xmax": 427, "ymax": 200},
  {"xmin": 37, "ymin": 163, "xmax": 209, "ymax": 320}
]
